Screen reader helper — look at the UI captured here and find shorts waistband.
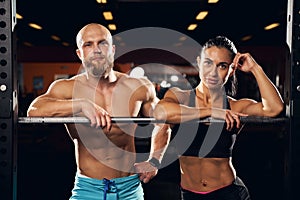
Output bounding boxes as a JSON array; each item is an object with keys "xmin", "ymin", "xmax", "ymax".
[{"xmin": 76, "ymin": 173, "xmax": 139, "ymax": 184}]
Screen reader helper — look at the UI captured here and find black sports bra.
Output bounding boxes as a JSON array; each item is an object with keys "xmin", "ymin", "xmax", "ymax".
[{"xmin": 172, "ymin": 89, "xmax": 240, "ymax": 158}]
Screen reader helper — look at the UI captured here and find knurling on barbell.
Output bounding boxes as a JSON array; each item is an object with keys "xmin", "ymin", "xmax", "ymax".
[{"xmin": 18, "ymin": 116, "xmax": 288, "ymax": 125}]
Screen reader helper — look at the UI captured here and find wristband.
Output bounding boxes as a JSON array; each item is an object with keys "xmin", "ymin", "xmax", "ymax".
[{"xmin": 148, "ymin": 157, "xmax": 161, "ymax": 168}]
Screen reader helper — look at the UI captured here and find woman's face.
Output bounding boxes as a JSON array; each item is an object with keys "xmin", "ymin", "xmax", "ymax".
[{"xmin": 198, "ymin": 46, "xmax": 233, "ymax": 90}]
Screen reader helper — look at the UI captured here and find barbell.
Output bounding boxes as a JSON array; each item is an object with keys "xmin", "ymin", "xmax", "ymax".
[{"xmin": 18, "ymin": 116, "xmax": 288, "ymax": 125}]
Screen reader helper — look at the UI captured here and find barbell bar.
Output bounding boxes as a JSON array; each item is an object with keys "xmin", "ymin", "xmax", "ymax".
[{"xmin": 18, "ymin": 116, "xmax": 288, "ymax": 125}]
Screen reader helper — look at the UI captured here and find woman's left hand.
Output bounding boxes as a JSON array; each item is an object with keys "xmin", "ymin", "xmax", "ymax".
[{"xmin": 232, "ymin": 52, "xmax": 259, "ymax": 73}]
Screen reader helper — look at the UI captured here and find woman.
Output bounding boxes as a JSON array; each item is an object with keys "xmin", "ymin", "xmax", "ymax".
[{"xmin": 153, "ymin": 36, "xmax": 284, "ymax": 200}]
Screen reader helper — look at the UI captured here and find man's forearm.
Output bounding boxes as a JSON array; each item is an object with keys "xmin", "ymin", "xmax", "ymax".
[
  {"xmin": 27, "ymin": 98, "xmax": 83, "ymax": 117},
  {"xmin": 148, "ymin": 124, "xmax": 171, "ymax": 163}
]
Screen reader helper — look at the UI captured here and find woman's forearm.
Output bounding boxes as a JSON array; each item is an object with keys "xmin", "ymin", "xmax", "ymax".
[
  {"xmin": 251, "ymin": 65, "xmax": 284, "ymax": 116},
  {"xmin": 154, "ymin": 101, "xmax": 211, "ymax": 123}
]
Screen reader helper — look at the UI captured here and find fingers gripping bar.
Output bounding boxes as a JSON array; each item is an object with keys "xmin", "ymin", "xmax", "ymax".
[{"xmin": 18, "ymin": 116, "xmax": 288, "ymax": 125}]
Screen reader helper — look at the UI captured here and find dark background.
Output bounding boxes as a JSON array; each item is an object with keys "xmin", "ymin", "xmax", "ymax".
[{"xmin": 15, "ymin": 0, "xmax": 290, "ymax": 199}]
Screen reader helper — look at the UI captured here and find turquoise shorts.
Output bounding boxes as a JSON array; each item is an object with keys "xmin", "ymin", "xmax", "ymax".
[{"xmin": 69, "ymin": 173, "xmax": 144, "ymax": 200}]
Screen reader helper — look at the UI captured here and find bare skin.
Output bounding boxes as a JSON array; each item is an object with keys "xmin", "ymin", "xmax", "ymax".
[
  {"xmin": 27, "ymin": 23, "xmax": 171, "ymax": 183},
  {"xmin": 154, "ymin": 45, "xmax": 284, "ymax": 192}
]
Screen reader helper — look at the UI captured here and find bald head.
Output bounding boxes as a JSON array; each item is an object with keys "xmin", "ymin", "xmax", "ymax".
[{"xmin": 76, "ymin": 23, "xmax": 113, "ymax": 48}]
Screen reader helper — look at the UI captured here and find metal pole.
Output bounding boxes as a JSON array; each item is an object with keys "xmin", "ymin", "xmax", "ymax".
[
  {"xmin": 0, "ymin": 0, "xmax": 18, "ymax": 200},
  {"xmin": 285, "ymin": 0, "xmax": 300, "ymax": 199}
]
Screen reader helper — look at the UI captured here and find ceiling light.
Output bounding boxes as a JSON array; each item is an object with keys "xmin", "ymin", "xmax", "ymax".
[
  {"xmin": 179, "ymin": 36, "xmax": 187, "ymax": 41},
  {"xmin": 173, "ymin": 42, "xmax": 182, "ymax": 47},
  {"xmin": 114, "ymin": 35, "xmax": 122, "ymax": 41},
  {"xmin": 23, "ymin": 42, "xmax": 33, "ymax": 47},
  {"xmin": 160, "ymin": 80, "xmax": 170, "ymax": 88},
  {"xmin": 196, "ymin": 11, "xmax": 208, "ymax": 20},
  {"xmin": 51, "ymin": 35, "xmax": 61, "ymax": 41},
  {"xmin": 264, "ymin": 23, "xmax": 280, "ymax": 30},
  {"xmin": 129, "ymin": 67, "xmax": 145, "ymax": 78},
  {"xmin": 96, "ymin": 0, "xmax": 107, "ymax": 3},
  {"xmin": 208, "ymin": 0, "xmax": 219, "ymax": 3},
  {"xmin": 187, "ymin": 24, "xmax": 197, "ymax": 31},
  {"xmin": 108, "ymin": 24, "xmax": 116, "ymax": 30},
  {"xmin": 103, "ymin": 11, "xmax": 113, "ymax": 20},
  {"xmin": 170, "ymin": 75, "xmax": 179, "ymax": 82},
  {"xmin": 241, "ymin": 35, "xmax": 252, "ymax": 41},
  {"xmin": 16, "ymin": 13, "xmax": 23, "ymax": 19},
  {"xmin": 28, "ymin": 23, "xmax": 42, "ymax": 30},
  {"xmin": 62, "ymin": 42, "xmax": 70, "ymax": 46}
]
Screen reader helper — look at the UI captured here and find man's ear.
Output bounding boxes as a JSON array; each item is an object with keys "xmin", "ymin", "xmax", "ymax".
[
  {"xmin": 112, "ymin": 44, "xmax": 116, "ymax": 55},
  {"xmin": 196, "ymin": 56, "xmax": 201, "ymax": 66},
  {"xmin": 76, "ymin": 49, "xmax": 82, "ymax": 60}
]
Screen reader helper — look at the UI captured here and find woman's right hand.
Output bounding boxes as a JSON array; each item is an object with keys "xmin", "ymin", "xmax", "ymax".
[{"xmin": 211, "ymin": 108, "xmax": 248, "ymax": 130}]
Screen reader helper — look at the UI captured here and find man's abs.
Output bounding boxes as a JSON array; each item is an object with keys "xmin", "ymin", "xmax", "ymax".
[{"xmin": 68, "ymin": 124, "xmax": 137, "ymax": 179}]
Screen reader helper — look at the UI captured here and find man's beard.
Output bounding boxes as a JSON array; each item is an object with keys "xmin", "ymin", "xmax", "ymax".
[
  {"xmin": 85, "ymin": 59, "xmax": 112, "ymax": 78},
  {"xmin": 91, "ymin": 66, "xmax": 105, "ymax": 77}
]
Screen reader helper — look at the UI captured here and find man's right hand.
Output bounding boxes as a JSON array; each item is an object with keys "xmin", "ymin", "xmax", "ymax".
[{"xmin": 81, "ymin": 99, "xmax": 112, "ymax": 131}]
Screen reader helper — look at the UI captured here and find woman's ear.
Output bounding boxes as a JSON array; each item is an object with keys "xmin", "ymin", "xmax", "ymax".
[
  {"xmin": 228, "ymin": 63, "xmax": 236, "ymax": 77},
  {"xmin": 224, "ymin": 64, "xmax": 235, "ymax": 84}
]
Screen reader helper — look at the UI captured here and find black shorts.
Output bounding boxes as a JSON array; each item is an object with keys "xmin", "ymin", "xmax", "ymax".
[{"xmin": 180, "ymin": 176, "xmax": 251, "ymax": 200}]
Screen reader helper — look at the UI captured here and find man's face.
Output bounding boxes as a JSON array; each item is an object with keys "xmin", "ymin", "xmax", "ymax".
[{"xmin": 77, "ymin": 25, "xmax": 115, "ymax": 78}]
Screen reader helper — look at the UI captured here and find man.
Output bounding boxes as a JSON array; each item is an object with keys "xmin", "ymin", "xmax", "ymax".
[{"xmin": 27, "ymin": 23, "xmax": 171, "ymax": 200}]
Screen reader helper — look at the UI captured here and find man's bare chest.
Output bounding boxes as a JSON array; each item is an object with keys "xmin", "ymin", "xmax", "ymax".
[{"xmin": 73, "ymin": 84, "xmax": 143, "ymax": 116}]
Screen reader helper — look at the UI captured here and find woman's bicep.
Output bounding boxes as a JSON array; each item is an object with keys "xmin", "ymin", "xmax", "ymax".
[{"xmin": 233, "ymin": 99, "xmax": 265, "ymax": 116}]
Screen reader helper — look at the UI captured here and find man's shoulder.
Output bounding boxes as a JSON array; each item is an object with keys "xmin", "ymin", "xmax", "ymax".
[
  {"xmin": 117, "ymin": 75, "xmax": 155, "ymax": 98},
  {"xmin": 118, "ymin": 73, "xmax": 152, "ymax": 86},
  {"xmin": 50, "ymin": 74, "xmax": 85, "ymax": 89},
  {"xmin": 168, "ymin": 87, "xmax": 189, "ymax": 94}
]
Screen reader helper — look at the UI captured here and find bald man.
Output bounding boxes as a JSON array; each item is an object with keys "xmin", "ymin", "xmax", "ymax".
[{"xmin": 27, "ymin": 23, "xmax": 171, "ymax": 200}]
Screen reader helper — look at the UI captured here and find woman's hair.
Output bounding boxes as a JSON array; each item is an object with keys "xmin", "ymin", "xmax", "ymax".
[{"xmin": 201, "ymin": 36, "xmax": 238, "ymax": 97}]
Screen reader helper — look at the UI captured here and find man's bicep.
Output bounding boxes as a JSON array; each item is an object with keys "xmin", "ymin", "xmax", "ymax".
[
  {"xmin": 29, "ymin": 80, "xmax": 71, "ymax": 107},
  {"xmin": 27, "ymin": 80, "xmax": 74, "ymax": 116},
  {"xmin": 141, "ymin": 96, "xmax": 159, "ymax": 117},
  {"xmin": 139, "ymin": 79, "xmax": 159, "ymax": 117},
  {"xmin": 44, "ymin": 79, "xmax": 73, "ymax": 99}
]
